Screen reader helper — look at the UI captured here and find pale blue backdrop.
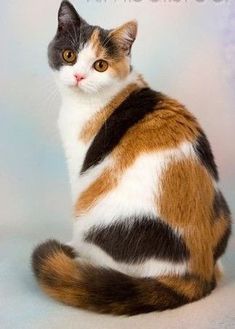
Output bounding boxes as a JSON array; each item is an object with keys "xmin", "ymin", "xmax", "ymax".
[{"xmin": 0, "ymin": 1, "xmax": 234, "ymax": 328}]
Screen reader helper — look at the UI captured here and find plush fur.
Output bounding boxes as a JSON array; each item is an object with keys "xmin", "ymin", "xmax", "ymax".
[{"xmin": 32, "ymin": 1, "xmax": 231, "ymax": 315}]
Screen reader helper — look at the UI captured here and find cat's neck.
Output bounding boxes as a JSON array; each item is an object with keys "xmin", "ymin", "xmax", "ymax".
[{"xmin": 57, "ymin": 70, "xmax": 146, "ymax": 121}]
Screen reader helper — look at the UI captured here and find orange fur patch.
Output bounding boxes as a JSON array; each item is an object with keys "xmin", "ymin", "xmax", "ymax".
[
  {"xmin": 109, "ymin": 57, "xmax": 130, "ymax": 79},
  {"xmin": 158, "ymin": 158, "xmax": 215, "ymax": 280},
  {"xmin": 112, "ymin": 98, "xmax": 200, "ymax": 169},
  {"xmin": 158, "ymin": 275, "xmax": 209, "ymax": 300},
  {"xmin": 90, "ymin": 28, "xmax": 104, "ymax": 58},
  {"xmin": 38, "ymin": 251, "xmax": 85, "ymax": 306},
  {"xmin": 75, "ymin": 168, "xmax": 118, "ymax": 216}
]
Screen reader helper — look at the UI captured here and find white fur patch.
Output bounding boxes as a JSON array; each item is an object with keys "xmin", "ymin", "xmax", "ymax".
[
  {"xmin": 216, "ymin": 258, "xmax": 224, "ymax": 274},
  {"xmin": 74, "ymin": 141, "xmax": 195, "ymax": 224},
  {"xmin": 74, "ymin": 242, "xmax": 188, "ymax": 278}
]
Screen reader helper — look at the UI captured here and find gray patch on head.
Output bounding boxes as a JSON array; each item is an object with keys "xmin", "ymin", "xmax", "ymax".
[
  {"xmin": 48, "ymin": 23, "xmax": 121, "ymax": 70},
  {"xmin": 48, "ymin": 22, "xmax": 97, "ymax": 70},
  {"xmin": 48, "ymin": 1, "xmax": 98, "ymax": 70}
]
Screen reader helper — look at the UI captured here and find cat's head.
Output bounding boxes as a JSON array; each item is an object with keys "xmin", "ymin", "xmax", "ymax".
[{"xmin": 48, "ymin": 1, "xmax": 137, "ymax": 94}]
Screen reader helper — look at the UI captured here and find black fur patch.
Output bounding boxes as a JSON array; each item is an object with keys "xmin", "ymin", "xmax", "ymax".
[
  {"xmin": 193, "ymin": 129, "xmax": 219, "ymax": 180},
  {"xmin": 214, "ymin": 225, "xmax": 231, "ymax": 260},
  {"xmin": 81, "ymin": 265, "xmax": 188, "ymax": 315},
  {"xmin": 85, "ymin": 216, "xmax": 190, "ymax": 263},
  {"xmin": 81, "ymin": 88, "xmax": 163, "ymax": 173},
  {"xmin": 213, "ymin": 190, "xmax": 231, "ymax": 219},
  {"xmin": 212, "ymin": 190, "xmax": 231, "ymax": 260}
]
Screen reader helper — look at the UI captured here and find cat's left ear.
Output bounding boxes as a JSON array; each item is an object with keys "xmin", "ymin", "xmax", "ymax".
[
  {"xmin": 109, "ymin": 21, "xmax": 138, "ymax": 56},
  {"xmin": 58, "ymin": 1, "xmax": 87, "ymax": 31}
]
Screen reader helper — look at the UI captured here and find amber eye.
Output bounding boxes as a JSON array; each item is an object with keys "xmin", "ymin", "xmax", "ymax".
[
  {"xmin": 62, "ymin": 49, "xmax": 77, "ymax": 64},
  {"xmin": 94, "ymin": 60, "xmax": 109, "ymax": 72}
]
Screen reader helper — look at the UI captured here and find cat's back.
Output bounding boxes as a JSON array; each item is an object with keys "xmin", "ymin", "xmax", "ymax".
[
  {"xmin": 73, "ymin": 84, "xmax": 231, "ymax": 281},
  {"xmin": 110, "ymin": 87, "xmax": 202, "ymax": 159},
  {"xmin": 80, "ymin": 85, "xmax": 215, "ymax": 181},
  {"xmin": 75, "ymin": 84, "xmax": 219, "ymax": 224}
]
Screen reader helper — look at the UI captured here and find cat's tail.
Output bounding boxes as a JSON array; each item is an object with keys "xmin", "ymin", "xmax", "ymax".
[{"xmin": 32, "ymin": 240, "xmax": 216, "ymax": 315}]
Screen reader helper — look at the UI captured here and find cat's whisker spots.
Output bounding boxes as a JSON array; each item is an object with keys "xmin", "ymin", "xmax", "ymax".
[{"xmin": 83, "ymin": 81, "xmax": 100, "ymax": 94}]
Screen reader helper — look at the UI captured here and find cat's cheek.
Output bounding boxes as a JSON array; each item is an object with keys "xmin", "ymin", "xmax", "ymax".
[
  {"xmin": 93, "ymin": 70, "xmax": 118, "ymax": 88},
  {"xmin": 58, "ymin": 66, "xmax": 77, "ymax": 87},
  {"xmin": 108, "ymin": 58, "xmax": 130, "ymax": 80}
]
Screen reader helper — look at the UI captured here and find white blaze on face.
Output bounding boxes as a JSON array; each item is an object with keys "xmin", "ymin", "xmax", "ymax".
[{"xmin": 58, "ymin": 42, "xmax": 117, "ymax": 93}]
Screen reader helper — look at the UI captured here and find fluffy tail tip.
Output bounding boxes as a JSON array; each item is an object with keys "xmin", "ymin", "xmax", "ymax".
[{"xmin": 31, "ymin": 239, "xmax": 76, "ymax": 279}]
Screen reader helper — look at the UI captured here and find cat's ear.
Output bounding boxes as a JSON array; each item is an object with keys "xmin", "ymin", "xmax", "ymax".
[
  {"xmin": 58, "ymin": 1, "xmax": 86, "ymax": 30},
  {"xmin": 109, "ymin": 21, "xmax": 138, "ymax": 55}
]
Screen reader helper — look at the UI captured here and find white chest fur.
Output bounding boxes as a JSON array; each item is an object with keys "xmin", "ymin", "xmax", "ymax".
[
  {"xmin": 58, "ymin": 91, "xmax": 108, "ymax": 202},
  {"xmin": 57, "ymin": 72, "xmax": 141, "ymax": 202}
]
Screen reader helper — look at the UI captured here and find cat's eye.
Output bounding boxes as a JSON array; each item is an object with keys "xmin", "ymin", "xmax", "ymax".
[
  {"xmin": 62, "ymin": 49, "xmax": 77, "ymax": 64},
  {"xmin": 94, "ymin": 60, "xmax": 109, "ymax": 72}
]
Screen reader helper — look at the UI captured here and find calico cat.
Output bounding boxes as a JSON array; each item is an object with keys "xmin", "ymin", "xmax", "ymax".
[{"xmin": 32, "ymin": 1, "xmax": 231, "ymax": 315}]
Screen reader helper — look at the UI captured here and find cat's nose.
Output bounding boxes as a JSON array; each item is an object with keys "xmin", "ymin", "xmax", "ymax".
[{"xmin": 74, "ymin": 73, "xmax": 86, "ymax": 82}]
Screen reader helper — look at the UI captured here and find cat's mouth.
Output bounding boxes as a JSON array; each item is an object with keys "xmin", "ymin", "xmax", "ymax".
[
  {"xmin": 72, "ymin": 80, "xmax": 96, "ymax": 94},
  {"xmin": 72, "ymin": 78, "xmax": 87, "ymax": 90}
]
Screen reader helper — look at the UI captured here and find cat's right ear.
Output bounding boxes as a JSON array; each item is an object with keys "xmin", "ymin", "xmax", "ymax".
[{"xmin": 58, "ymin": 1, "xmax": 85, "ymax": 31}]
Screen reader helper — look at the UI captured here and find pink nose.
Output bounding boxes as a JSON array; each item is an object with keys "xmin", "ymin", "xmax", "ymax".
[{"xmin": 74, "ymin": 73, "xmax": 85, "ymax": 82}]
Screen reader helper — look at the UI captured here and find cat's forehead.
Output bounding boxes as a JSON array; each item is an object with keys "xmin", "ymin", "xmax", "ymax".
[
  {"xmin": 48, "ymin": 24, "xmax": 120, "ymax": 70},
  {"xmin": 59, "ymin": 24, "xmax": 118, "ymax": 56},
  {"xmin": 90, "ymin": 28, "xmax": 119, "ymax": 58}
]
